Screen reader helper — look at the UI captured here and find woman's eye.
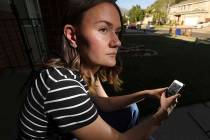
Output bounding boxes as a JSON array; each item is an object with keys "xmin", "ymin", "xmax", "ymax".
[
  {"xmin": 99, "ymin": 28, "xmax": 108, "ymax": 33},
  {"xmin": 115, "ymin": 31, "xmax": 120, "ymax": 36}
]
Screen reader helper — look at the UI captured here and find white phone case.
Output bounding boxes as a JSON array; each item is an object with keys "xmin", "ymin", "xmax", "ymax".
[{"xmin": 166, "ymin": 80, "xmax": 184, "ymax": 97}]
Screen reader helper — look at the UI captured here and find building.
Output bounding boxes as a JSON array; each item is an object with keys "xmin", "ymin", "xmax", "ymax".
[
  {"xmin": 168, "ymin": 0, "xmax": 210, "ymax": 26},
  {"xmin": 142, "ymin": 15, "xmax": 153, "ymax": 25}
]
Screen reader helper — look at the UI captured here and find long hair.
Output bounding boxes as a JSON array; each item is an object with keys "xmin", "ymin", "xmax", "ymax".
[{"xmin": 46, "ymin": 0, "xmax": 123, "ymax": 94}]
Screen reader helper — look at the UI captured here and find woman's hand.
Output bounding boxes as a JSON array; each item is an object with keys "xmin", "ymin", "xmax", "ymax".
[
  {"xmin": 153, "ymin": 92, "xmax": 181, "ymax": 123},
  {"xmin": 160, "ymin": 92, "xmax": 180, "ymax": 115},
  {"xmin": 144, "ymin": 87, "xmax": 167, "ymax": 99}
]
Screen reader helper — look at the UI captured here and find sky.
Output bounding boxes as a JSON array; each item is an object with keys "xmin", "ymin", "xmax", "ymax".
[{"xmin": 116, "ymin": 0, "xmax": 157, "ymax": 10}]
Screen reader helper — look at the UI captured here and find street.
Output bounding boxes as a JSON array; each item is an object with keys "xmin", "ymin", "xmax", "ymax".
[{"xmin": 154, "ymin": 28, "xmax": 210, "ymax": 40}]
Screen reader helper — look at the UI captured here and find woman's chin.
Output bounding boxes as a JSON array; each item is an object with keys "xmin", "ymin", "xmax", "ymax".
[{"xmin": 105, "ymin": 61, "xmax": 116, "ymax": 67}]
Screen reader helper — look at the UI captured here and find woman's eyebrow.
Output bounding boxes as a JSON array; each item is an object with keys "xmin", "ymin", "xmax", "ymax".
[
  {"xmin": 95, "ymin": 20, "xmax": 121, "ymax": 29},
  {"xmin": 95, "ymin": 20, "xmax": 112, "ymax": 26}
]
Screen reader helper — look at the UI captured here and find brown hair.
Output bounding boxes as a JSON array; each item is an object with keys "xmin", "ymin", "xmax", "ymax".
[{"xmin": 46, "ymin": 0, "xmax": 123, "ymax": 94}]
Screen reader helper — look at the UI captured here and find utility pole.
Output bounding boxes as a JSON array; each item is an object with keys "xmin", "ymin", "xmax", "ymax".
[
  {"xmin": 167, "ymin": 0, "xmax": 171, "ymax": 24},
  {"xmin": 167, "ymin": 0, "xmax": 170, "ymax": 14}
]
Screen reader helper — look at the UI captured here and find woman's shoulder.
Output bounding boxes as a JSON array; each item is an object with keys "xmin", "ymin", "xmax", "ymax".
[{"xmin": 39, "ymin": 67, "xmax": 83, "ymax": 83}]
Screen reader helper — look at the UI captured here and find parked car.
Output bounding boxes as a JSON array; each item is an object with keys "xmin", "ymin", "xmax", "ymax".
[
  {"xmin": 194, "ymin": 22, "xmax": 210, "ymax": 28},
  {"xmin": 146, "ymin": 22, "xmax": 154, "ymax": 30},
  {"xmin": 127, "ymin": 24, "xmax": 137, "ymax": 30}
]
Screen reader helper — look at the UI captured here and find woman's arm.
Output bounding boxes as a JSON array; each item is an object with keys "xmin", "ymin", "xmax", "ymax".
[
  {"xmin": 72, "ymin": 93, "xmax": 179, "ymax": 140},
  {"xmin": 93, "ymin": 91, "xmax": 146, "ymax": 112},
  {"xmin": 72, "ymin": 114, "xmax": 159, "ymax": 140},
  {"xmin": 94, "ymin": 80, "xmax": 165, "ymax": 112}
]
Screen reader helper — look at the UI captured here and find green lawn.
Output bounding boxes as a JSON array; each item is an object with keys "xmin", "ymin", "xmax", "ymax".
[{"xmin": 118, "ymin": 34, "xmax": 210, "ymax": 107}]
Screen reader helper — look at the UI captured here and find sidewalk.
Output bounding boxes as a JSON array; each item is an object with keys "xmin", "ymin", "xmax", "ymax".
[
  {"xmin": 155, "ymin": 26, "xmax": 210, "ymax": 34},
  {"xmin": 125, "ymin": 28, "xmax": 210, "ymax": 44},
  {"xmin": 192, "ymin": 27, "xmax": 210, "ymax": 34},
  {"xmin": 154, "ymin": 102, "xmax": 210, "ymax": 140}
]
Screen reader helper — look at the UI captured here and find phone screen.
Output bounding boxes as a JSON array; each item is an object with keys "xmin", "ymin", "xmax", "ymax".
[{"xmin": 166, "ymin": 80, "xmax": 184, "ymax": 97}]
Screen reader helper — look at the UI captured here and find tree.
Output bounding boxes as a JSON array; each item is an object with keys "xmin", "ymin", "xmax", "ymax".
[
  {"xmin": 146, "ymin": 0, "xmax": 169, "ymax": 25},
  {"xmin": 153, "ymin": 9, "xmax": 167, "ymax": 24},
  {"xmin": 145, "ymin": 0, "xmax": 186, "ymax": 24},
  {"xmin": 122, "ymin": 14, "xmax": 128, "ymax": 25},
  {"xmin": 128, "ymin": 5, "xmax": 144, "ymax": 23},
  {"xmin": 175, "ymin": 0, "xmax": 184, "ymax": 3}
]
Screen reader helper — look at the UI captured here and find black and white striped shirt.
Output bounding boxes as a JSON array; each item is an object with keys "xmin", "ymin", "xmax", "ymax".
[{"xmin": 18, "ymin": 67, "xmax": 98, "ymax": 139}]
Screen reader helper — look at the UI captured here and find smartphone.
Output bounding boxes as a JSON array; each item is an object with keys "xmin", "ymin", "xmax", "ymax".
[{"xmin": 166, "ymin": 80, "xmax": 184, "ymax": 97}]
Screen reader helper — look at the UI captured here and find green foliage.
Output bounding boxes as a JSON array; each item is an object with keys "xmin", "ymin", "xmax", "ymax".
[
  {"xmin": 150, "ymin": 0, "xmax": 169, "ymax": 12},
  {"xmin": 146, "ymin": 0, "xmax": 184, "ymax": 23},
  {"xmin": 122, "ymin": 14, "xmax": 128, "ymax": 25},
  {"xmin": 145, "ymin": 0, "xmax": 186, "ymax": 24},
  {"xmin": 148, "ymin": 0, "xmax": 186, "ymax": 12},
  {"xmin": 175, "ymin": 0, "xmax": 185, "ymax": 3},
  {"xmin": 128, "ymin": 5, "xmax": 145, "ymax": 23},
  {"xmin": 123, "ymin": 0, "xmax": 186, "ymax": 24},
  {"xmin": 153, "ymin": 9, "xmax": 167, "ymax": 24}
]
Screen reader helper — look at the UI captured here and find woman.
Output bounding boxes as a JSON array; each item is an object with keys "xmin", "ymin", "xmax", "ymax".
[{"xmin": 17, "ymin": 0, "xmax": 180, "ymax": 139}]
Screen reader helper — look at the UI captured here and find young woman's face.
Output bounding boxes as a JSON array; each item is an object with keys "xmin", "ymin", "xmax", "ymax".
[{"xmin": 77, "ymin": 2, "xmax": 121, "ymax": 70}]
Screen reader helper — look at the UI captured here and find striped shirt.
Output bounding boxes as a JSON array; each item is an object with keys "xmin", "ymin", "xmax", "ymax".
[{"xmin": 18, "ymin": 67, "xmax": 98, "ymax": 139}]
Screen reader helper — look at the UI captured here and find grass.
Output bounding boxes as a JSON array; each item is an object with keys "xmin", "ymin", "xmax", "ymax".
[
  {"xmin": 116, "ymin": 33, "xmax": 210, "ymax": 107},
  {"xmin": 154, "ymin": 25, "xmax": 170, "ymax": 30}
]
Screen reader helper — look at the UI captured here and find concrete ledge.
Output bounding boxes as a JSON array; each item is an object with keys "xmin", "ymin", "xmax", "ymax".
[{"xmin": 168, "ymin": 35, "xmax": 197, "ymax": 42}]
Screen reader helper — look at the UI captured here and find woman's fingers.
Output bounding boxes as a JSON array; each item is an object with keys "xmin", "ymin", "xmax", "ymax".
[
  {"xmin": 147, "ymin": 87, "xmax": 167, "ymax": 99},
  {"xmin": 154, "ymin": 87, "xmax": 167, "ymax": 93},
  {"xmin": 160, "ymin": 92, "xmax": 181, "ymax": 115}
]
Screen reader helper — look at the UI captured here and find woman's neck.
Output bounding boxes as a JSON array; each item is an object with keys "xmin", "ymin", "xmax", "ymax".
[{"xmin": 81, "ymin": 63, "xmax": 100, "ymax": 75}]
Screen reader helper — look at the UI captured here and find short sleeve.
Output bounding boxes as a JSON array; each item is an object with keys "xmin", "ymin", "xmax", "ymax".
[{"xmin": 44, "ymin": 69, "xmax": 98, "ymax": 133}]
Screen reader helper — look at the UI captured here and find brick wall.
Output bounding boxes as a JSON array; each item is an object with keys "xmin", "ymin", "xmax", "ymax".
[{"xmin": 0, "ymin": 10, "xmax": 27, "ymax": 70}]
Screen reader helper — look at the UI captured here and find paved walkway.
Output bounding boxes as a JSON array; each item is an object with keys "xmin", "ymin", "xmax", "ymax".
[
  {"xmin": 154, "ymin": 102, "xmax": 210, "ymax": 140},
  {"xmin": 192, "ymin": 27, "xmax": 210, "ymax": 34}
]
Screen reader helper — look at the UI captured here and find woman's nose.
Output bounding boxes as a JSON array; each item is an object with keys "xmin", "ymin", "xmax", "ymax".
[{"xmin": 109, "ymin": 32, "xmax": 121, "ymax": 48}]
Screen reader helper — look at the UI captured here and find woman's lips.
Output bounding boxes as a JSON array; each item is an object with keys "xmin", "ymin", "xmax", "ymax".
[{"xmin": 107, "ymin": 53, "xmax": 117, "ymax": 57}]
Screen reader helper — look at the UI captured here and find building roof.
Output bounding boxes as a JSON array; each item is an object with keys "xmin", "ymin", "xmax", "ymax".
[{"xmin": 172, "ymin": 0, "xmax": 210, "ymax": 6}]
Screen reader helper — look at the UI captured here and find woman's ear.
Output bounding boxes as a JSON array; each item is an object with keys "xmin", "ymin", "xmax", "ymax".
[{"xmin": 64, "ymin": 24, "xmax": 77, "ymax": 48}]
